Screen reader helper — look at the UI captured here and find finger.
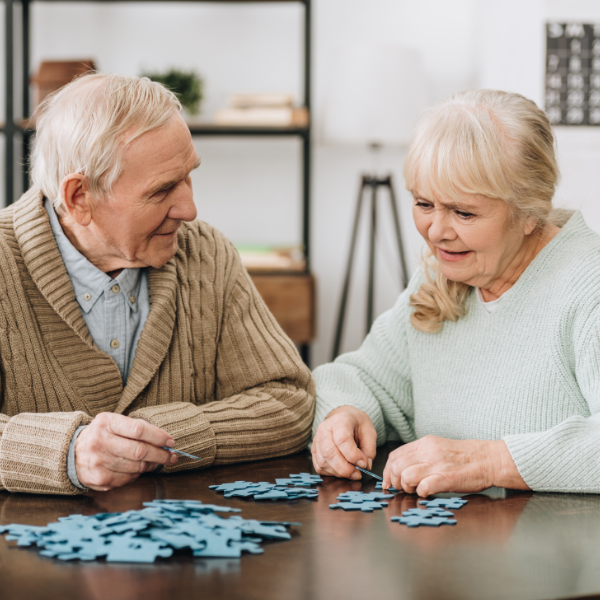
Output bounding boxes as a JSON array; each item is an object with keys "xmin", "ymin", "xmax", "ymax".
[
  {"xmin": 315, "ymin": 443, "xmax": 360, "ymax": 480},
  {"xmin": 103, "ymin": 413, "xmax": 174, "ymax": 448},
  {"xmin": 382, "ymin": 444, "xmax": 407, "ymax": 483},
  {"xmin": 355, "ymin": 421, "xmax": 377, "ymax": 469},
  {"xmin": 416, "ymin": 473, "xmax": 451, "ymax": 497},
  {"xmin": 106, "ymin": 435, "xmax": 176, "ymax": 467},
  {"xmin": 81, "ymin": 468, "xmax": 139, "ymax": 492},
  {"xmin": 331, "ymin": 421, "xmax": 370, "ymax": 469},
  {"xmin": 399, "ymin": 464, "xmax": 429, "ymax": 494}
]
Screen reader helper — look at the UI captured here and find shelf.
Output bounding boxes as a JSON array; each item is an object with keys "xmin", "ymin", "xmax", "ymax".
[
  {"xmin": 188, "ymin": 123, "xmax": 309, "ymax": 137},
  {"xmin": 4, "ymin": 0, "xmax": 313, "ymax": 363},
  {"xmin": 3, "ymin": 120, "xmax": 309, "ymax": 138},
  {"xmin": 25, "ymin": 1, "xmax": 307, "ymax": 3}
]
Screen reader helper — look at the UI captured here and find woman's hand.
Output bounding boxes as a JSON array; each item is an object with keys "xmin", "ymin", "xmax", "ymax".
[
  {"xmin": 312, "ymin": 406, "xmax": 377, "ymax": 480},
  {"xmin": 75, "ymin": 412, "xmax": 178, "ymax": 491},
  {"xmin": 382, "ymin": 436, "xmax": 529, "ymax": 496}
]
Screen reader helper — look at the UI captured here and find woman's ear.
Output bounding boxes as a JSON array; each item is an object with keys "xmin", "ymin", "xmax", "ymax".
[
  {"xmin": 523, "ymin": 215, "xmax": 539, "ymax": 236},
  {"xmin": 60, "ymin": 174, "xmax": 93, "ymax": 227}
]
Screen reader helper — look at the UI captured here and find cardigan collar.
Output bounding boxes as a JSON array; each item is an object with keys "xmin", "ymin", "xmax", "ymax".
[{"xmin": 12, "ymin": 188, "xmax": 178, "ymax": 415}]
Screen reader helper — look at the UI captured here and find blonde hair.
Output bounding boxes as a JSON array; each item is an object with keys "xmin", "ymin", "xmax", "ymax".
[
  {"xmin": 30, "ymin": 73, "xmax": 182, "ymax": 209},
  {"xmin": 405, "ymin": 89, "xmax": 560, "ymax": 333}
]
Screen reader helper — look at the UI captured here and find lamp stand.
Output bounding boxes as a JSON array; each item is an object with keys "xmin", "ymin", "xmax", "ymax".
[{"xmin": 331, "ymin": 174, "xmax": 408, "ymax": 360}]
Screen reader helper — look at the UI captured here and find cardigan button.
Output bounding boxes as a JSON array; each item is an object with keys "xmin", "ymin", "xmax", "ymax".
[{"xmin": 110, "ymin": 339, "xmax": 120, "ymax": 349}]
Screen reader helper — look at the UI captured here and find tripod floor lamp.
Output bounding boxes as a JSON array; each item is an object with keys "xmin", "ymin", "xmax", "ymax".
[
  {"xmin": 322, "ymin": 44, "xmax": 427, "ymax": 360},
  {"xmin": 331, "ymin": 173, "xmax": 409, "ymax": 360}
]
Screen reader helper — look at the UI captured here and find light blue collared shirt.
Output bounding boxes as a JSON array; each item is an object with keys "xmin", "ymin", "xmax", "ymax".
[{"xmin": 45, "ymin": 198, "xmax": 150, "ymax": 384}]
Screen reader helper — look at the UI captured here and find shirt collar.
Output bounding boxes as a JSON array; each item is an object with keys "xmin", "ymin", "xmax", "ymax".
[{"xmin": 44, "ymin": 198, "xmax": 141, "ymax": 314}]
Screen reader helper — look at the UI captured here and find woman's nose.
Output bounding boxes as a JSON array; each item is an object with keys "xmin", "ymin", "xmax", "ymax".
[{"xmin": 428, "ymin": 213, "xmax": 455, "ymax": 243}]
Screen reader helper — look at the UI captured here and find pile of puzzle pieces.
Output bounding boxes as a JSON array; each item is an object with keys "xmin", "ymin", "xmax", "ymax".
[
  {"xmin": 0, "ymin": 499, "xmax": 300, "ymax": 563},
  {"xmin": 209, "ymin": 473, "xmax": 322, "ymax": 501},
  {"xmin": 391, "ymin": 497, "xmax": 468, "ymax": 527}
]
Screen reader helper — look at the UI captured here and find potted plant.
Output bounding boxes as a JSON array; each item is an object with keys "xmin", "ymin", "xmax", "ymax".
[{"xmin": 141, "ymin": 68, "xmax": 204, "ymax": 116}]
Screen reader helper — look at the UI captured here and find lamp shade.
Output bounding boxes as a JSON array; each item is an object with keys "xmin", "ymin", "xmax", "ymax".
[{"xmin": 323, "ymin": 45, "xmax": 427, "ymax": 146}]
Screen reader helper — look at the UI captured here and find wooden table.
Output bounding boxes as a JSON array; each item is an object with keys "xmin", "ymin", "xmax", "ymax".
[{"xmin": 2, "ymin": 443, "xmax": 600, "ymax": 600}]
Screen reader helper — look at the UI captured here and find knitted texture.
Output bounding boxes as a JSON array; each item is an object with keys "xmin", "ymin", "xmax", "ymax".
[
  {"xmin": 0, "ymin": 188, "xmax": 315, "ymax": 494},
  {"xmin": 313, "ymin": 212, "xmax": 600, "ymax": 493}
]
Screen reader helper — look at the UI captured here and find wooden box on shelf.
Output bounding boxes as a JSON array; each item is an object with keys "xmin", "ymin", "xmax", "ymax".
[
  {"xmin": 249, "ymin": 272, "xmax": 315, "ymax": 345},
  {"xmin": 31, "ymin": 60, "xmax": 96, "ymax": 109}
]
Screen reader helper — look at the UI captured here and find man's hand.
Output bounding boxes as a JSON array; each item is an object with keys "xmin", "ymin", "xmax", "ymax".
[
  {"xmin": 311, "ymin": 406, "xmax": 377, "ymax": 480},
  {"xmin": 382, "ymin": 436, "xmax": 529, "ymax": 496},
  {"xmin": 75, "ymin": 413, "xmax": 178, "ymax": 491}
]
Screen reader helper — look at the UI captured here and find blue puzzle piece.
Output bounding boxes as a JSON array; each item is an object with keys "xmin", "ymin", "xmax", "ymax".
[
  {"xmin": 230, "ymin": 540, "xmax": 264, "ymax": 555},
  {"xmin": 192, "ymin": 529, "xmax": 244, "ymax": 558},
  {"xmin": 391, "ymin": 514, "xmax": 457, "ymax": 527},
  {"xmin": 329, "ymin": 501, "xmax": 388, "ymax": 512},
  {"xmin": 402, "ymin": 507, "xmax": 455, "ymax": 518},
  {"xmin": 209, "ymin": 481, "xmax": 261, "ymax": 492},
  {"xmin": 104, "ymin": 532, "xmax": 173, "ymax": 563},
  {"xmin": 253, "ymin": 490, "xmax": 290, "ymax": 501},
  {"xmin": 288, "ymin": 473, "xmax": 323, "ymax": 486},
  {"xmin": 147, "ymin": 529, "xmax": 203, "ymax": 551},
  {"xmin": 224, "ymin": 483, "xmax": 276, "ymax": 498},
  {"xmin": 419, "ymin": 497, "xmax": 468, "ymax": 510},
  {"xmin": 375, "ymin": 482, "xmax": 400, "ymax": 492},
  {"xmin": 283, "ymin": 489, "xmax": 318, "ymax": 499},
  {"xmin": 337, "ymin": 491, "xmax": 394, "ymax": 503},
  {"xmin": 226, "ymin": 517, "xmax": 291, "ymax": 540}
]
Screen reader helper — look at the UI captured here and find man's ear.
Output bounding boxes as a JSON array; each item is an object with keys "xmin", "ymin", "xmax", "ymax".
[
  {"xmin": 523, "ymin": 215, "xmax": 539, "ymax": 236},
  {"xmin": 60, "ymin": 174, "xmax": 94, "ymax": 227}
]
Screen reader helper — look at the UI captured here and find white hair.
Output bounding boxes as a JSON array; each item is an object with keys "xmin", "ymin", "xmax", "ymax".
[
  {"xmin": 404, "ymin": 89, "xmax": 560, "ymax": 334},
  {"xmin": 30, "ymin": 73, "xmax": 182, "ymax": 209}
]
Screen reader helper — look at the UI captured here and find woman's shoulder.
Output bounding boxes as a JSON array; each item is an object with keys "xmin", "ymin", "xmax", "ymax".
[{"xmin": 540, "ymin": 211, "xmax": 600, "ymax": 291}]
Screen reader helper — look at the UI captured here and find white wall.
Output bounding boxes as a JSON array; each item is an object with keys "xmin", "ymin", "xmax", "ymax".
[{"xmin": 1, "ymin": 0, "xmax": 599, "ymax": 367}]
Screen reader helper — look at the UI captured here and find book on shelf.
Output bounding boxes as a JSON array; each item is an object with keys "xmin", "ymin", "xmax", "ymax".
[
  {"xmin": 236, "ymin": 245, "xmax": 306, "ymax": 273},
  {"xmin": 229, "ymin": 93, "xmax": 295, "ymax": 108},
  {"xmin": 214, "ymin": 107, "xmax": 308, "ymax": 128}
]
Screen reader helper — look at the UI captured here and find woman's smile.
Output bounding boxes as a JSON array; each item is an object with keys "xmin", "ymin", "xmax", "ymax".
[{"xmin": 437, "ymin": 247, "xmax": 473, "ymax": 262}]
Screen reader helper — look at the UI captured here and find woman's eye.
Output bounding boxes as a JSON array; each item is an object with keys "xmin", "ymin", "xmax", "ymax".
[
  {"xmin": 456, "ymin": 211, "xmax": 474, "ymax": 219},
  {"xmin": 416, "ymin": 201, "xmax": 432, "ymax": 209}
]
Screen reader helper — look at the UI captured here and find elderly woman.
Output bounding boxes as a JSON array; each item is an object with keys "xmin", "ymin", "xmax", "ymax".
[
  {"xmin": 0, "ymin": 73, "xmax": 314, "ymax": 495},
  {"xmin": 312, "ymin": 89, "xmax": 600, "ymax": 495}
]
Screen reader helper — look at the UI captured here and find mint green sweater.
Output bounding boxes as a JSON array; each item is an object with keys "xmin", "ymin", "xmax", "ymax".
[{"xmin": 313, "ymin": 212, "xmax": 600, "ymax": 493}]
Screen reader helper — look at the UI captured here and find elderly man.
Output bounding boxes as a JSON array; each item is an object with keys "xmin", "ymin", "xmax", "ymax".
[{"xmin": 0, "ymin": 73, "xmax": 315, "ymax": 495}]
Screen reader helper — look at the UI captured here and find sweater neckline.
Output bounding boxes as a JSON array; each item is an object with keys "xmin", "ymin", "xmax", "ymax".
[
  {"xmin": 470, "ymin": 210, "xmax": 585, "ymax": 316},
  {"xmin": 12, "ymin": 188, "xmax": 179, "ymax": 415}
]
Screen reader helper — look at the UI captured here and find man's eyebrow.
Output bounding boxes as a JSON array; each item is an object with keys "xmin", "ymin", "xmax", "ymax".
[{"xmin": 145, "ymin": 157, "xmax": 201, "ymax": 197}]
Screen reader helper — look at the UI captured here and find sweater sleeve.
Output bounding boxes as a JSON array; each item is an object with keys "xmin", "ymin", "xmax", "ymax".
[
  {"xmin": 503, "ymin": 303, "xmax": 600, "ymax": 493},
  {"xmin": 131, "ymin": 262, "xmax": 316, "ymax": 472},
  {"xmin": 312, "ymin": 290, "xmax": 416, "ymax": 446},
  {"xmin": 0, "ymin": 411, "xmax": 92, "ymax": 494}
]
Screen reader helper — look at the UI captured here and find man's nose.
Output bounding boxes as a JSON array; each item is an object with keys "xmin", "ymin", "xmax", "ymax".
[{"xmin": 170, "ymin": 181, "xmax": 198, "ymax": 223}]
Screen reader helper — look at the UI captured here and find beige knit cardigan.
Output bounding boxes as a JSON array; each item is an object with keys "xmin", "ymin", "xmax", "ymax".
[{"xmin": 0, "ymin": 189, "xmax": 315, "ymax": 494}]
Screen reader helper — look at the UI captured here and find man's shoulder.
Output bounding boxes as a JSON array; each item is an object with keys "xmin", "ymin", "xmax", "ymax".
[
  {"xmin": 177, "ymin": 219, "xmax": 238, "ymax": 258},
  {"xmin": 175, "ymin": 220, "xmax": 243, "ymax": 283}
]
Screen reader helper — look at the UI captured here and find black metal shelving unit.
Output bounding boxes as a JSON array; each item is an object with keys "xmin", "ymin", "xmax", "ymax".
[{"xmin": 3, "ymin": 0, "xmax": 312, "ymax": 363}]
